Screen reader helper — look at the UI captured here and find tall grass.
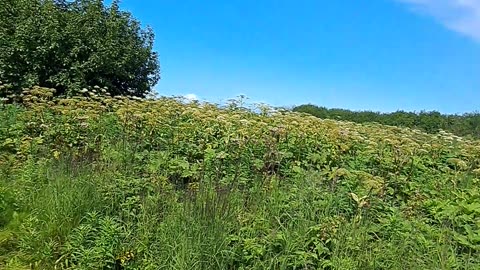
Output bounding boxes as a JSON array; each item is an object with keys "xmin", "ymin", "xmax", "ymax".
[{"xmin": 1, "ymin": 89, "xmax": 479, "ymax": 269}]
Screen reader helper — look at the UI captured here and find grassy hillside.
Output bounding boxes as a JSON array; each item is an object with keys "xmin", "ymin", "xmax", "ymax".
[{"xmin": 1, "ymin": 87, "xmax": 480, "ymax": 269}]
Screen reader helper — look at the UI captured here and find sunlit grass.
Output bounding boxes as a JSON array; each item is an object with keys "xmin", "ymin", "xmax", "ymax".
[{"xmin": 0, "ymin": 87, "xmax": 479, "ymax": 269}]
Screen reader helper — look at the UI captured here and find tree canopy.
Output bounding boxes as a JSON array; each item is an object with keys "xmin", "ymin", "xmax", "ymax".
[
  {"xmin": 294, "ymin": 104, "xmax": 480, "ymax": 139},
  {"xmin": 0, "ymin": 0, "xmax": 160, "ymax": 97}
]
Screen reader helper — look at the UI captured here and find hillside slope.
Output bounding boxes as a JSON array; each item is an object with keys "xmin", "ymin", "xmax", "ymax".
[{"xmin": 1, "ymin": 87, "xmax": 480, "ymax": 269}]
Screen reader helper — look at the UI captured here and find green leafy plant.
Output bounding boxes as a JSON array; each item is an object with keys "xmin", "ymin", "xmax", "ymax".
[{"xmin": 0, "ymin": 87, "xmax": 479, "ymax": 269}]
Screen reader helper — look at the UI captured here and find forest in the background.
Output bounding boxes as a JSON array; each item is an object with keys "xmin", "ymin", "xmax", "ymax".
[{"xmin": 293, "ymin": 104, "xmax": 480, "ymax": 139}]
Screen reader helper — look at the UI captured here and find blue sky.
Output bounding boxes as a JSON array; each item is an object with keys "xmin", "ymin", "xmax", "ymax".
[{"xmin": 115, "ymin": 0, "xmax": 480, "ymax": 114}]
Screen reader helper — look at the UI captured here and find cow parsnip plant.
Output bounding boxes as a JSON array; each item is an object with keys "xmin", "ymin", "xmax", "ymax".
[{"xmin": 0, "ymin": 87, "xmax": 479, "ymax": 269}]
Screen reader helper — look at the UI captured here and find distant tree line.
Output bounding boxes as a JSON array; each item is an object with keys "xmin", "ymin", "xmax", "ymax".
[{"xmin": 293, "ymin": 104, "xmax": 480, "ymax": 139}]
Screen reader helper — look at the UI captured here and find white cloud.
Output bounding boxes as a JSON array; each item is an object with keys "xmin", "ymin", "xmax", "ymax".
[
  {"xmin": 183, "ymin": 93, "xmax": 199, "ymax": 101},
  {"xmin": 396, "ymin": 0, "xmax": 480, "ymax": 42}
]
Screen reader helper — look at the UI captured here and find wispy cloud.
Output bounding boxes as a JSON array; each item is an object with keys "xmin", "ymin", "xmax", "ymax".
[
  {"xmin": 183, "ymin": 93, "xmax": 199, "ymax": 101},
  {"xmin": 397, "ymin": 0, "xmax": 480, "ymax": 42}
]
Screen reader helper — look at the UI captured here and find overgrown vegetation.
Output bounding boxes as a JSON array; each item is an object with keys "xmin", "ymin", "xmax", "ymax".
[
  {"xmin": 0, "ymin": 87, "xmax": 479, "ymax": 269},
  {"xmin": 0, "ymin": 0, "xmax": 160, "ymax": 98},
  {"xmin": 294, "ymin": 104, "xmax": 480, "ymax": 139}
]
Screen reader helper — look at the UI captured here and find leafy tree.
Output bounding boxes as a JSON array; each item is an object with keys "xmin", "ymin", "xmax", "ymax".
[{"xmin": 0, "ymin": 0, "xmax": 160, "ymax": 97}]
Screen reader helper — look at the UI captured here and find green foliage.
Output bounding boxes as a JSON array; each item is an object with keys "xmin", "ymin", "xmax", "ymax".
[
  {"xmin": 1, "ymin": 87, "xmax": 480, "ymax": 269},
  {"xmin": 294, "ymin": 104, "xmax": 480, "ymax": 139},
  {"xmin": 0, "ymin": 0, "xmax": 160, "ymax": 97}
]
